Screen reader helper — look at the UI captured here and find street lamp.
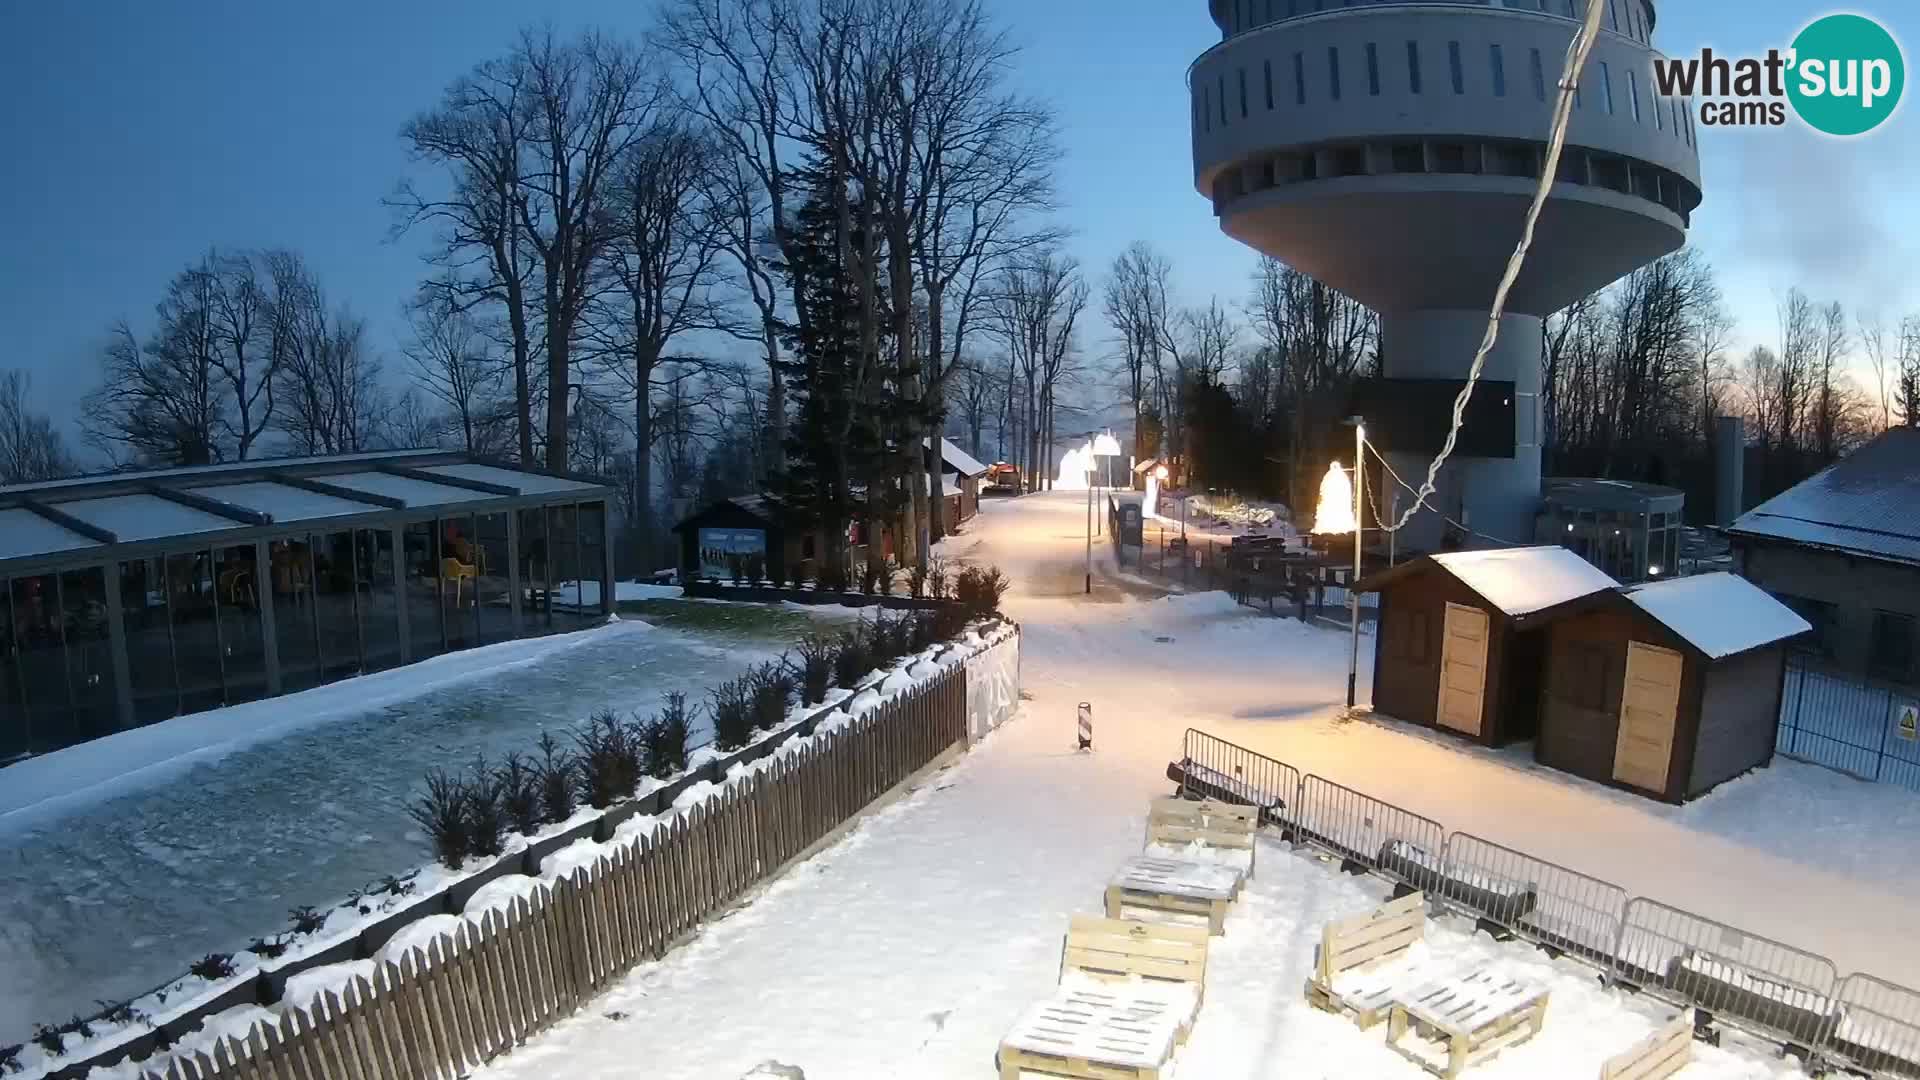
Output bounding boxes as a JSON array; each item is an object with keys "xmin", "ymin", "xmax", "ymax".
[{"xmin": 1347, "ymin": 417, "xmax": 1365, "ymax": 710}]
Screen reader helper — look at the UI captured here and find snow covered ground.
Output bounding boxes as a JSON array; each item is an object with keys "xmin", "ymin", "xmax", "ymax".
[
  {"xmin": 0, "ymin": 614, "xmax": 836, "ymax": 1047},
  {"xmin": 449, "ymin": 490, "xmax": 1917, "ymax": 1078}
]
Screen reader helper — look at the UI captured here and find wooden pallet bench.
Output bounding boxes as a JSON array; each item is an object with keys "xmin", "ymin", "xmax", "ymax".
[
  {"xmin": 997, "ymin": 915, "xmax": 1210, "ymax": 1080},
  {"xmin": 1143, "ymin": 796, "xmax": 1257, "ymax": 882},
  {"xmin": 1304, "ymin": 890, "xmax": 1429, "ymax": 1030},
  {"xmin": 1386, "ymin": 969, "xmax": 1550, "ymax": 1079},
  {"xmin": 1600, "ymin": 1014, "xmax": 1692, "ymax": 1080},
  {"xmin": 1105, "ymin": 855, "xmax": 1241, "ymax": 935}
]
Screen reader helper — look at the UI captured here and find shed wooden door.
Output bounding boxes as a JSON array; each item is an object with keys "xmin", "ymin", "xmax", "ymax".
[
  {"xmin": 1614, "ymin": 641, "xmax": 1684, "ymax": 793},
  {"xmin": 1437, "ymin": 602, "xmax": 1490, "ymax": 736}
]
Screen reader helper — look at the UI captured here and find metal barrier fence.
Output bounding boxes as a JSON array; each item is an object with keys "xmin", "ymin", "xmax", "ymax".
[
  {"xmin": 1173, "ymin": 729, "xmax": 1299, "ymax": 829},
  {"xmin": 1832, "ymin": 974, "xmax": 1920, "ymax": 1077},
  {"xmin": 1438, "ymin": 833, "xmax": 1628, "ymax": 966},
  {"xmin": 1168, "ymin": 732, "xmax": 1920, "ymax": 1075},
  {"xmin": 1614, "ymin": 897, "xmax": 1841, "ymax": 1050},
  {"xmin": 1777, "ymin": 652, "xmax": 1920, "ymax": 792},
  {"xmin": 1293, "ymin": 774, "xmax": 1449, "ymax": 894}
]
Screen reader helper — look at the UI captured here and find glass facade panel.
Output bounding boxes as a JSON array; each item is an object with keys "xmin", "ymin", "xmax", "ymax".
[
  {"xmin": 402, "ymin": 520, "xmax": 446, "ymax": 660},
  {"xmin": 359, "ymin": 528, "xmax": 402, "ymax": 672},
  {"xmin": 13, "ymin": 574, "xmax": 70, "ymax": 752},
  {"xmin": 550, "ymin": 504, "xmax": 583, "ymax": 622},
  {"xmin": 313, "ymin": 531, "xmax": 362, "ymax": 681},
  {"xmin": 61, "ymin": 567, "xmax": 116, "ymax": 742},
  {"xmin": 440, "ymin": 515, "xmax": 481, "ymax": 652},
  {"xmin": 0, "ymin": 581, "xmax": 22, "ymax": 760},
  {"xmin": 169, "ymin": 551, "xmax": 224, "ymax": 714},
  {"xmin": 271, "ymin": 538, "xmax": 321, "ymax": 692},
  {"xmin": 579, "ymin": 502, "xmax": 607, "ymax": 616},
  {"xmin": 476, "ymin": 512, "xmax": 512, "ymax": 643},
  {"xmin": 519, "ymin": 507, "xmax": 551, "ymax": 630},
  {"xmin": 217, "ymin": 545, "xmax": 267, "ymax": 704},
  {"xmin": 121, "ymin": 557, "xmax": 180, "ymax": 724}
]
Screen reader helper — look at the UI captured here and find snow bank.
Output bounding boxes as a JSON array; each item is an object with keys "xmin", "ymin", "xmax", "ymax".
[
  {"xmin": 380, "ymin": 915, "xmax": 466, "ymax": 964},
  {"xmin": 1431, "ymin": 545, "xmax": 1619, "ymax": 616},
  {"xmin": 1625, "ymin": 572, "xmax": 1811, "ymax": 659},
  {"xmin": 280, "ymin": 959, "xmax": 378, "ymax": 1017}
]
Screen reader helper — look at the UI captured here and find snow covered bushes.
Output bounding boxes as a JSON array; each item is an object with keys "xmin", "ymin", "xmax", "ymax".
[
  {"xmin": 796, "ymin": 634, "xmax": 835, "ymax": 704},
  {"xmin": 410, "ymin": 770, "xmax": 473, "ymax": 868},
  {"xmin": 576, "ymin": 711, "xmax": 645, "ymax": 808},
  {"xmin": 709, "ymin": 678, "xmax": 756, "ymax": 752},
  {"xmin": 955, "ymin": 565, "xmax": 1011, "ymax": 619},
  {"xmin": 751, "ymin": 661, "xmax": 795, "ymax": 733},
  {"xmin": 642, "ymin": 693, "xmax": 693, "ymax": 778}
]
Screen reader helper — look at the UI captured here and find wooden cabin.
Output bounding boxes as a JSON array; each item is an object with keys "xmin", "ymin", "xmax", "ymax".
[
  {"xmin": 1355, "ymin": 546, "xmax": 1620, "ymax": 747},
  {"xmin": 1535, "ymin": 572, "xmax": 1809, "ymax": 802}
]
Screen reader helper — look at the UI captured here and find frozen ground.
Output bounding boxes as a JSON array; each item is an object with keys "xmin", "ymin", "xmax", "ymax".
[
  {"xmin": 453, "ymin": 490, "xmax": 1920, "ymax": 1077},
  {"xmin": 0, "ymin": 608, "xmax": 849, "ymax": 1047}
]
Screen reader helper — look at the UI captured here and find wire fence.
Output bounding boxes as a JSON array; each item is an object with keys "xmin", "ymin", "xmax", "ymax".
[
  {"xmin": 1170, "ymin": 726, "xmax": 1920, "ymax": 1074},
  {"xmin": 1777, "ymin": 652, "xmax": 1920, "ymax": 792}
]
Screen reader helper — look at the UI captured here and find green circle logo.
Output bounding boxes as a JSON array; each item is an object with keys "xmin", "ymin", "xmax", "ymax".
[{"xmin": 1786, "ymin": 13, "xmax": 1905, "ymax": 136}]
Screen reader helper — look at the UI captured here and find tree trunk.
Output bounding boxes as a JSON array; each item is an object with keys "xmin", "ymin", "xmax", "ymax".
[
  {"xmin": 925, "ymin": 283, "xmax": 947, "ymax": 544},
  {"xmin": 633, "ymin": 337, "xmax": 657, "ymax": 574},
  {"xmin": 545, "ymin": 283, "xmax": 570, "ymax": 472}
]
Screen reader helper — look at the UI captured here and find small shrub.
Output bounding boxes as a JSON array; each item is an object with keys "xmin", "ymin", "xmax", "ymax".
[
  {"xmin": 833, "ymin": 628, "xmax": 870, "ymax": 688},
  {"xmin": 908, "ymin": 560, "xmax": 929, "ymax": 598},
  {"xmin": 954, "ymin": 565, "xmax": 1010, "ymax": 619},
  {"xmin": 496, "ymin": 752, "xmax": 542, "ymax": 835},
  {"xmin": 574, "ymin": 711, "xmax": 643, "ymax": 809},
  {"xmin": 909, "ymin": 611, "xmax": 936, "ymax": 651},
  {"xmin": 534, "ymin": 733, "xmax": 578, "ymax": 824},
  {"xmin": 465, "ymin": 756, "xmax": 507, "ymax": 858},
  {"xmin": 93, "ymin": 999, "xmax": 144, "ymax": 1026},
  {"xmin": 795, "ymin": 633, "xmax": 834, "ymax": 704},
  {"xmin": 288, "ymin": 905, "xmax": 327, "ymax": 936},
  {"xmin": 870, "ymin": 610, "xmax": 910, "ymax": 664},
  {"xmin": 409, "ymin": 770, "xmax": 472, "ymax": 869},
  {"xmin": 2, "ymin": 1042, "xmax": 24, "ymax": 1073},
  {"xmin": 927, "ymin": 556, "xmax": 952, "ymax": 600},
  {"xmin": 708, "ymin": 677, "xmax": 756, "ymax": 752},
  {"xmin": 750, "ymin": 659, "xmax": 794, "ymax": 731},
  {"xmin": 643, "ymin": 693, "xmax": 693, "ymax": 778},
  {"xmin": 377, "ymin": 872, "xmax": 419, "ymax": 898},
  {"xmin": 29, "ymin": 1026, "xmax": 62, "ymax": 1057},
  {"xmin": 248, "ymin": 935, "xmax": 289, "ymax": 960},
  {"xmin": 188, "ymin": 953, "xmax": 237, "ymax": 981},
  {"xmin": 932, "ymin": 602, "xmax": 969, "ymax": 642}
]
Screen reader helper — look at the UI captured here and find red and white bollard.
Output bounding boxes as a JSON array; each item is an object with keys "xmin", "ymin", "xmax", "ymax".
[{"xmin": 1077, "ymin": 702, "xmax": 1093, "ymax": 751}]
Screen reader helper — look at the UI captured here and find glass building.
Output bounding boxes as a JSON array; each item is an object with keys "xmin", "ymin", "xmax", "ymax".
[
  {"xmin": 0, "ymin": 451, "xmax": 614, "ymax": 764},
  {"xmin": 1534, "ymin": 477, "xmax": 1685, "ymax": 584}
]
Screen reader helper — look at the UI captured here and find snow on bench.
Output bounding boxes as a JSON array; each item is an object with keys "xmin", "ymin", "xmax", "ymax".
[
  {"xmin": 1378, "ymin": 840, "xmax": 1539, "ymax": 925},
  {"xmin": 1105, "ymin": 855, "xmax": 1242, "ymax": 935},
  {"xmin": 997, "ymin": 915, "xmax": 1210, "ymax": 1080},
  {"xmin": 1305, "ymin": 890, "xmax": 1434, "ymax": 1030},
  {"xmin": 1665, "ymin": 950, "xmax": 1839, "ymax": 1045},
  {"xmin": 1163, "ymin": 760, "xmax": 1286, "ymax": 824},
  {"xmin": 1142, "ymin": 797, "xmax": 1256, "ymax": 881},
  {"xmin": 1387, "ymin": 968, "xmax": 1551, "ymax": 1079},
  {"xmin": 1599, "ymin": 1014, "xmax": 1692, "ymax": 1080}
]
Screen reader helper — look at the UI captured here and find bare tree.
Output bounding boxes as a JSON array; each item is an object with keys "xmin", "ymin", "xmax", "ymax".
[
  {"xmin": 205, "ymin": 250, "xmax": 278, "ymax": 459},
  {"xmin": 405, "ymin": 292, "xmax": 502, "ymax": 452},
  {"xmin": 990, "ymin": 249, "xmax": 1087, "ymax": 491},
  {"xmin": 1742, "ymin": 344, "xmax": 1786, "ymax": 451},
  {"xmin": 272, "ymin": 260, "xmax": 383, "ymax": 455},
  {"xmin": 0, "ymin": 370, "xmax": 71, "ymax": 483},
  {"xmin": 1812, "ymin": 298, "xmax": 1850, "ymax": 460},
  {"xmin": 1775, "ymin": 288, "xmax": 1819, "ymax": 453},
  {"xmin": 951, "ymin": 355, "xmax": 1002, "ymax": 461},
  {"xmin": 383, "ymin": 387, "xmax": 448, "ymax": 449},
  {"xmin": 1859, "ymin": 314, "xmax": 1892, "ymax": 433},
  {"xmin": 1896, "ymin": 315, "xmax": 1920, "ymax": 428},
  {"xmin": 83, "ymin": 273, "xmax": 226, "ymax": 465},
  {"xmin": 1105, "ymin": 242, "xmax": 1173, "ymax": 460}
]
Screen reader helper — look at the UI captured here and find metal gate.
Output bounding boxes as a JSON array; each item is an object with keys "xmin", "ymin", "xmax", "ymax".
[
  {"xmin": 1171, "ymin": 729, "xmax": 1299, "ymax": 829},
  {"xmin": 1439, "ymin": 832, "xmax": 1628, "ymax": 965},
  {"xmin": 1293, "ymin": 774, "xmax": 1447, "ymax": 893}
]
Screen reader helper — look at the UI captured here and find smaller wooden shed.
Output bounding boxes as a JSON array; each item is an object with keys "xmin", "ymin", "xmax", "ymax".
[
  {"xmin": 1535, "ymin": 572, "xmax": 1810, "ymax": 803},
  {"xmin": 673, "ymin": 495, "xmax": 789, "ymax": 582},
  {"xmin": 1356, "ymin": 546, "xmax": 1620, "ymax": 747}
]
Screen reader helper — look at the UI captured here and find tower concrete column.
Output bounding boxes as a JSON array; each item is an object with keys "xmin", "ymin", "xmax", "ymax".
[{"xmin": 1378, "ymin": 310, "xmax": 1543, "ymax": 551}]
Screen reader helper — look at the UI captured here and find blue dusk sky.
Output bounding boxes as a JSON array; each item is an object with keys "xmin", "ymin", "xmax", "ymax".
[{"xmin": 1, "ymin": 1, "xmax": 1914, "ymax": 456}]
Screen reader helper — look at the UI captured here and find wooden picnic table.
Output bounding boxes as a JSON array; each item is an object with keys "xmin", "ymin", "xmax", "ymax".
[
  {"xmin": 1387, "ymin": 968, "xmax": 1550, "ymax": 1079},
  {"xmin": 1104, "ymin": 855, "xmax": 1241, "ymax": 935},
  {"xmin": 998, "ymin": 990, "xmax": 1184, "ymax": 1080}
]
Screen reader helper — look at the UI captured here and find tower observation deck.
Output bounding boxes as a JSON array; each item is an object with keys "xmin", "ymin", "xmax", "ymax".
[{"xmin": 1190, "ymin": 0, "xmax": 1701, "ymax": 548}]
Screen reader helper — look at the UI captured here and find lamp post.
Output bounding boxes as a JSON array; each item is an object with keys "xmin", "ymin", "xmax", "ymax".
[{"xmin": 1347, "ymin": 416, "xmax": 1365, "ymax": 711}]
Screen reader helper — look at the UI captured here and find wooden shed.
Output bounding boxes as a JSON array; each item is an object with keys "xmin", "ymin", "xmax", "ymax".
[
  {"xmin": 1535, "ymin": 572, "xmax": 1810, "ymax": 803},
  {"xmin": 1355, "ymin": 546, "xmax": 1620, "ymax": 747}
]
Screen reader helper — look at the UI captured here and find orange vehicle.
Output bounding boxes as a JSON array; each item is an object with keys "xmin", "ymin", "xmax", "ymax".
[{"xmin": 986, "ymin": 462, "xmax": 1023, "ymax": 493}]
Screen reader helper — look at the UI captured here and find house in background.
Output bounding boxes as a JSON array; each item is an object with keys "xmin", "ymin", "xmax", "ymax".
[
  {"xmin": 931, "ymin": 437, "xmax": 990, "ymax": 532},
  {"xmin": 1535, "ymin": 572, "xmax": 1808, "ymax": 803},
  {"xmin": 1728, "ymin": 427, "xmax": 1920, "ymax": 682}
]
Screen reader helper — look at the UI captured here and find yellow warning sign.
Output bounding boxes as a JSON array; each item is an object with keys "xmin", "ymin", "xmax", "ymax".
[{"xmin": 1899, "ymin": 704, "xmax": 1918, "ymax": 742}]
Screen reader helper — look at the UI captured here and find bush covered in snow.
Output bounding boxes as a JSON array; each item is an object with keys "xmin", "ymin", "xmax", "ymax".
[
  {"xmin": 535, "ymin": 733, "xmax": 577, "ymax": 824},
  {"xmin": 750, "ymin": 660, "xmax": 794, "ymax": 734},
  {"xmin": 955, "ymin": 565, "xmax": 1010, "ymax": 619},
  {"xmin": 642, "ymin": 693, "xmax": 694, "ymax": 779},
  {"xmin": 410, "ymin": 770, "xmax": 473, "ymax": 869},
  {"xmin": 796, "ymin": 634, "xmax": 835, "ymax": 704},
  {"xmin": 708, "ymin": 677, "xmax": 756, "ymax": 752},
  {"xmin": 575, "ymin": 711, "xmax": 645, "ymax": 809}
]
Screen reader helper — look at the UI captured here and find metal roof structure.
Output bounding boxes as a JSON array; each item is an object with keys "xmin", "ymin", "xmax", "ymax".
[
  {"xmin": 1541, "ymin": 477, "xmax": 1686, "ymax": 514},
  {"xmin": 0, "ymin": 451, "xmax": 610, "ymax": 575},
  {"xmin": 1728, "ymin": 427, "xmax": 1920, "ymax": 567}
]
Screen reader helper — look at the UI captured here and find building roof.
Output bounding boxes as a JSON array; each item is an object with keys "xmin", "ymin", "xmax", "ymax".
[
  {"xmin": 930, "ymin": 437, "xmax": 991, "ymax": 478},
  {"xmin": 1541, "ymin": 477, "xmax": 1686, "ymax": 513},
  {"xmin": 1622, "ymin": 572, "xmax": 1810, "ymax": 660},
  {"xmin": 1358, "ymin": 544, "xmax": 1620, "ymax": 618},
  {"xmin": 0, "ymin": 452, "xmax": 611, "ymax": 572},
  {"xmin": 1728, "ymin": 426, "xmax": 1920, "ymax": 566}
]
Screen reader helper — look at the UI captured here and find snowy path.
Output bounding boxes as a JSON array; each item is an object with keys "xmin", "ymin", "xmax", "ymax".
[
  {"xmin": 470, "ymin": 493, "xmax": 1804, "ymax": 1078},
  {"xmin": 0, "ymin": 620, "xmax": 794, "ymax": 1045}
]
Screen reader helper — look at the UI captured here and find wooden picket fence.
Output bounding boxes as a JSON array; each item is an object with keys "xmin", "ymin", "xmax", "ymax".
[{"xmin": 136, "ymin": 664, "xmax": 968, "ymax": 1080}]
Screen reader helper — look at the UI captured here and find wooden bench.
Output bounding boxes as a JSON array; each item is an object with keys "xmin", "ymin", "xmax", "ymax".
[
  {"xmin": 1105, "ymin": 856, "xmax": 1241, "ymax": 935},
  {"xmin": 1304, "ymin": 890, "xmax": 1429, "ymax": 1029},
  {"xmin": 1386, "ymin": 969, "xmax": 1550, "ymax": 1079},
  {"xmin": 1600, "ymin": 1014, "xmax": 1692, "ymax": 1080},
  {"xmin": 1143, "ymin": 797, "xmax": 1256, "ymax": 881},
  {"xmin": 997, "ymin": 916, "xmax": 1210, "ymax": 1080}
]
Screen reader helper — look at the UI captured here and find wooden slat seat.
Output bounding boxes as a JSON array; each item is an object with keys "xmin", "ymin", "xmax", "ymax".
[
  {"xmin": 1304, "ymin": 891, "xmax": 1432, "ymax": 1029},
  {"xmin": 1105, "ymin": 855, "xmax": 1242, "ymax": 935},
  {"xmin": 1142, "ymin": 797, "xmax": 1257, "ymax": 882},
  {"xmin": 1601, "ymin": 1014, "xmax": 1692, "ymax": 1080},
  {"xmin": 1387, "ymin": 968, "xmax": 1551, "ymax": 1078}
]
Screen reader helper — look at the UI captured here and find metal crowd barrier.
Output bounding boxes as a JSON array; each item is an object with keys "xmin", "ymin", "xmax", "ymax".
[
  {"xmin": 1615, "ymin": 897, "xmax": 1841, "ymax": 1051},
  {"xmin": 1438, "ymin": 832, "xmax": 1628, "ymax": 966},
  {"xmin": 1293, "ymin": 774, "xmax": 1448, "ymax": 894},
  {"xmin": 1172, "ymin": 728, "xmax": 1299, "ymax": 829},
  {"xmin": 1829, "ymin": 974, "xmax": 1920, "ymax": 1078}
]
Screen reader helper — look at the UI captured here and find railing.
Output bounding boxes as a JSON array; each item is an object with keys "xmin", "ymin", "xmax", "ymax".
[
  {"xmin": 75, "ymin": 639, "xmax": 1006, "ymax": 1080},
  {"xmin": 1170, "ymin": 726, "xmax": 1920, "ymax": 1075},
  {"xmin": 1777, "ymin": 652, "xmax": 1920, "ymax": 792}
]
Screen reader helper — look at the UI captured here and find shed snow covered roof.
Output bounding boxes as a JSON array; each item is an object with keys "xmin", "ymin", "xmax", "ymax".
[
  {"xmin": 929, "ymin": 437, "xmax": 990, "ymax": 478},
  {"xmin": 1622, "ymin": 572, "xmax": 1810, "ymax": 660},
  {"xmin": 1729, "ymin": 426, "xmax": 1920, "ymax": 566},
  {"xmin": 1428, "ymin": 546, "xmax": 1621, "ymax": 616}
]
